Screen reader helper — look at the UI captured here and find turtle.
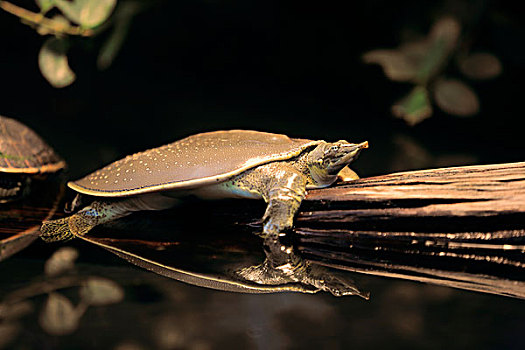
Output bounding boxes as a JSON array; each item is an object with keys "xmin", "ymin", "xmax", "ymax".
[
  {"xmin": 1, "ymin": 115, "xmax": 66, "ymax": 203},
  {"xmin": 41, "ymin": 130, "xmax": 368, "ymax": 295}
]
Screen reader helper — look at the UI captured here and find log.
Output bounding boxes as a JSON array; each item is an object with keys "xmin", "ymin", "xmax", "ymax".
[{"xmin": 294, "ymin": 162, "xmax": 525, "ymax": 298}]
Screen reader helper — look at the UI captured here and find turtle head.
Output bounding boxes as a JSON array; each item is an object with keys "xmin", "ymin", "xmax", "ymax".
[{"xmin": 307, "ymin": 140, "xmax": 368, "ymax": 187}]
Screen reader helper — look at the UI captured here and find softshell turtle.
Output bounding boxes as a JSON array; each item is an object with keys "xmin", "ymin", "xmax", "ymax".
[
  {"xmin": 1, "ymin": 115, "xmax": 66, "ymax": 202},
  {"xmin": 41, "ymin": 130, "xmax": 368, "ymax": 295}
]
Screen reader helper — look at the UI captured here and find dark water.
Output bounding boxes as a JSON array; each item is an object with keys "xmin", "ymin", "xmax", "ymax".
[{"xmin": 2, "ymin": 0, "xmax": 525, "ymax": 349}]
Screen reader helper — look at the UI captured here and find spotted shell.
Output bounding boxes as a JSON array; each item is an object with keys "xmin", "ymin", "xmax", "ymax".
[
  {"xmin": 69, "ymin": 130, "xmax": 322, "ymax": 197},
  {"xmin": 0, "ymin": 115, "xmax": 66, "ymax": 174}
]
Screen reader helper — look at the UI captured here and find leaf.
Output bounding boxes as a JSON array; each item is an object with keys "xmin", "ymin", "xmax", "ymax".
[
  {"xmin": 39, "ymin": 293, "xmax": 80, "ymax": 336},
  {"xmin": 54, "ymin": 0, "xmax": 117, "ymax": 28},
  {"xmin": 44, "ymin": 247, "xmax": 79, "ymax": 276},
  {"xmin": 414, "ymin": 17, "xmax": 461, "ymax": 84},
  {"xmin": 429, "ymin": 16, "xmax": 461, "ymax": 52},
  {"xmin": 38, "ymin": 38, "xmax": 76, "ymax": 88},
  {"xmin": 0, "ymin": 323, "xmax": 20, "ymax": 349},
  {"xmin": 458, "ymin": 52, "xmax": 502, "ymax": 80},
  {"xmin": 433, "ymin": 78, "xmax": 479, "ymax": 117},
  {"xmin": 362, "ymin": 49, "xmax": 418, "ymax": 82},
  {"xmin": 363, "ymin": 17, "xmax": 461, "ymax": 85},
  {"xmin": 80, "ymin": 278, "xmax": 124, "ymax": 306},
  {"xmin": 97, "ymin": 1, "xmax": 142, "ymax": 70},
  {"xmin": 36, "ymin": 0, "xmax": 55, "ymax": 13},
  {"xmin": 391, "ymin": 86, "xmax": 432, "ymax": 126}
]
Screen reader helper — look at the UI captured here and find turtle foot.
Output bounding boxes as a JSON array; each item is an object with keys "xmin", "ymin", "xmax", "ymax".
[
  {"xmin": 40, "ymin": 214, "xmax": 95, "ymax": 242},
  {"xmin": 237, "ymin": 259, "xmax": 369, "ymax": 298},
  {"xmin": 40, "ymin": 217, "xmax": 75, "ymax": 242}
]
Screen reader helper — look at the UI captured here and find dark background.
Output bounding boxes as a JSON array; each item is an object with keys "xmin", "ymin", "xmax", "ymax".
[
  {"xmin": 1, "ymin": 0, "xmax": 525, "ymax": 349},
  {"xmin": 1, "ymin": 0, "xmax": 524, "ymax": 179}
]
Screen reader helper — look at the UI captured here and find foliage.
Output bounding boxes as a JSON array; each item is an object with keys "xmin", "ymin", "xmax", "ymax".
[
  {"xmin": 363, "ymin": 17, "xmax": 502, "ymax": 125},
  {"xmin": 0, "ymin": 0, "xmax": 143, "ymax": 87}
]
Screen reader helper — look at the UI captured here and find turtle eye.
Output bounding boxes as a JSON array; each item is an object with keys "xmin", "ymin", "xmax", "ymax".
[{"xmin": 330, "ymin": 145, "xmax": 339, "ymax": 152}]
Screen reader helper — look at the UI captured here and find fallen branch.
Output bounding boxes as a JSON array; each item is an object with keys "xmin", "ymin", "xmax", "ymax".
[{"xmin": 295, "ymin": 162, "xmax": 525, "ymax": 298}]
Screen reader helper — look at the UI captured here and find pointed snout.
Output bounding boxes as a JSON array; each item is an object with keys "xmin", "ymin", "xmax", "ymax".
[
  {"xmin": 342, "ymin": 141, "xmax": 369, "ymax": 153},
  {"xmin": 338, "ymin": 141, "xmax": 369, "ymax": 164},
  {"xmin": 358, "ymin": 141, "xmax": 369, "ymax": 149}
]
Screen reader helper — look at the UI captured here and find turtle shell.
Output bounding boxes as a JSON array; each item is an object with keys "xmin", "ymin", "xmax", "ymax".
[
  {"xmin": 69, "ymin": 130, "xmax": 322, "ymax": 197},
  {"xmin": 0, "ymin": 115, "xmax": 66, "ymax": 174}
]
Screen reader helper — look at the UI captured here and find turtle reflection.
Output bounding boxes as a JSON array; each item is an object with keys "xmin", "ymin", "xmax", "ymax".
[{"xmin": 70, "ymin": 199, "xmax": 368, "ymax": 297}]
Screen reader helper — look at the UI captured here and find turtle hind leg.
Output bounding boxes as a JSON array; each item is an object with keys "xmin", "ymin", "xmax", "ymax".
[{"xmin": 40, "ymin": 194, "xmax": 179, "ymax": 242}]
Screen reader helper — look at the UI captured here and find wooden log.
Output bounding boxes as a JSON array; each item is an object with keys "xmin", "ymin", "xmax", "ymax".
[
  {"xmin": 304, "ymin": 161, "xmax": 525, "ymax": 218},
  {"xmin": 293, "ymin": 162, "xmax": 525, "ymax": 298}
]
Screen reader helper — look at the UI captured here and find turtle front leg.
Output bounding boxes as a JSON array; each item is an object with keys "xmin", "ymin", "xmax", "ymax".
[
  {"xmin": 236, "ymin": 164, "xmax": 366, "ymax": 297},
  {"xmin": 235, "ymin": 164, "xmax": 309, "ymax": 283},
  {"xmin": 40, "ymin": 194, "xmax": 178, "ymax": 242}
]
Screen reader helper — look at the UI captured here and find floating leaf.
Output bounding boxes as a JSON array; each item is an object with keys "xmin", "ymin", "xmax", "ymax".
[
  {"xmin": 392, "ymin": 86, "xmax": 432, "ymax": 125},
  {"xmin": 0, "ymin": 323, "xmax": 20, "ymax": 349},
  {"xmin": 458, "ymin": 52, "xmax": 502, "ymax": 80},
  {"xmin": 80, "ymin": 278, "xmax": 124, "ymax": 306},
  {"xmin": 54, "ymin": 0, "xmax": 117, "ymax": 28},
  {"xmin": 362, "ymin": 50, "xmax": 418, "ymax": 82},
  {"xmin": 36, "ymin": 0, "xmax": 55, "ymax": 13},
  {"xmin": 39, "ymin": 293, "xmax": 80, "ymax": 336},
  {"xmin": 44, "ymin": 247, "xmax": 79, "ymax": 276},
  {"xmin": 38, "ymin": 37, "xmax": 76, "ymax": 88},
  {"xmin": 433, "ymin": 78, "xmax": 479, "ymax": 117}
]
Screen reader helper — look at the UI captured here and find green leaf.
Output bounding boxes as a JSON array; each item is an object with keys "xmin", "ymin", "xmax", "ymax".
[
  {"xmin": 97, "ymin": 1, "xmax": 142, "ymax": 70},
  {"xmin": 36, "ymin": 0, "xmax": 55, "ymax": 13},
  {"xmin": 54, "ymin": 0, "xmax": 117, "ymax": 28},
  {"xmin": 391, "ymin": 86, "xmax": 432, "ymax": 126},
  {"xmin": 44, "ymin": 247, "xmax": 79, "ymax": 276},
  {"xmin": 415, "ymin": 17, "xmax": 461, "ymax": 85},
  {"xmin": 458, "ymin": 52, "xmax": 502, "ymax": 80},
  {"xmin": 80, "ymin": 278, "xmax": 124, "ymax": 306},
  {"xmin": 39, "ymin": 293, "xmax": 80, "ymax": 336},
  {"xmin": 38, "ymin": 38, "xmax": 76, "ymax": 88},
  {"xmin": 433, "ymin": 78, "xmax": 479, "ymax": 117}
]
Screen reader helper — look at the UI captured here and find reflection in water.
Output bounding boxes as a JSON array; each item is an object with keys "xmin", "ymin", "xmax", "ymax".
[
  {"xmin": 54, "ymin": 196, "xmax": 525, "ymax": 300},
  {"xmin": 0, "ymin": 175, "xmax": 64, "ymax": 261}
]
